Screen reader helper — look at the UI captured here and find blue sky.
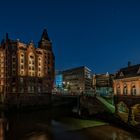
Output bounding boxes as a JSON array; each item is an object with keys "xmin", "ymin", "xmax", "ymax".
[{"xmin": 0, "ymin": 0, "xmax": 140, "ymax": 73}]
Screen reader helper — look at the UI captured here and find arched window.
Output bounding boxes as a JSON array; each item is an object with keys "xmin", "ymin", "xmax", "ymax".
[
  {"xmin": 131, "ymin": 85, "xmax": 136, "ymax": 96},
  {"xmin": 123, "ymin": 85, "xmax": 128, "ymax": 95},
  {"xmin": 116, "ymin": 84, "xmax": 121, "ymax": 95}
]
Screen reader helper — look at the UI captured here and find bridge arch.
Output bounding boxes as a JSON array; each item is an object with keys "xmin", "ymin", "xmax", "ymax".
[
  {"xmin": 117, "ymin": 101, "xmax": 129, "ymax": 122},
  {"xmin": 131, "ymin": 104, "xmax": 140, "ymax": 125}
]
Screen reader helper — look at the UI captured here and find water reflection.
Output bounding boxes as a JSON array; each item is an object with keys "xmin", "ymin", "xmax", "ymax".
[{"xmin": 0, "ymin": 110, "xmax": 139, "ymax": 140}]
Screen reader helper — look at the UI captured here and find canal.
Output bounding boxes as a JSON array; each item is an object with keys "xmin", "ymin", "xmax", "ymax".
[{"xmin": 0, "ymin": 107, "xmax": 140, "ymax": 140}]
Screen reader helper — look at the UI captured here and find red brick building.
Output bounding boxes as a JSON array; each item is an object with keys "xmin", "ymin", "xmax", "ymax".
[{"xmin": 0, "ymin": 29, "xmax": 55, "ymax": 105}]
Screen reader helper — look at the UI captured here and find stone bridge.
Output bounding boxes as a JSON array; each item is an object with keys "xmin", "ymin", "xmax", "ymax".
[
  {"xmin": 114, "ymin": 95, "xmax": 140, "ymax": 127},
  {"xmin": 52, "ymin": 94, "xmax": 115, "ymax": 117}
]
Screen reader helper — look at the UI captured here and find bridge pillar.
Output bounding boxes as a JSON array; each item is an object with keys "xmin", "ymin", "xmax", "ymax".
[{"xmin": 127, "ymin": 107, "xmax": 135, "ymax": 125}]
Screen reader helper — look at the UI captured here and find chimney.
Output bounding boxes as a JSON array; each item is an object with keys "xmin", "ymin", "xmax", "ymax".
[{"xmin": 128, "ymin": 61, "xmax": 131, "ymax": 67}]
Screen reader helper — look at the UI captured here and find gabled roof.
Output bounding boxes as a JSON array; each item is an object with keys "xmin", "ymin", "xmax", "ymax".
[{"xmin": 115, "ymin": 64, "xmax": 140, "ymax": 79}]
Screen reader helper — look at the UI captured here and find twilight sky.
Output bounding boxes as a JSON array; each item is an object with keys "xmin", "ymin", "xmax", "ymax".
[{"xmin": 0, "ymin": 0, "xmax": 140, "ymax": 73}]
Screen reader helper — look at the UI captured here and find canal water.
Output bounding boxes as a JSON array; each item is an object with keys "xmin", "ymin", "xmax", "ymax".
[{"xmin": 0, "ymin": 108, "xmax": 140, "ymax": 140}]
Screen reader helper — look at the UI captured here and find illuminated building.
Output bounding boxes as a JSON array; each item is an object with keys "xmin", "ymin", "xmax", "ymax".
[
  {"xmin": 62, "ymin": 66, "xmax": 93, "ymax": 94},
  {"xmin": 0, "ymin": 29, "xmax": 55, "ymax": 104},
  {"xmin": 93, "ymin": 73, "xmax": 114, "ymax": 96},
  {"xmin": 114, "ymin": 63, "xmax": 140, "ymax": 126},
  {"xmin": 55, "ymin": 74, "xmax": 63, "ymax": 88}
]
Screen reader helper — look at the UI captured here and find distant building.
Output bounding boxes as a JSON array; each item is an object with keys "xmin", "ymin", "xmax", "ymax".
[
  {"xmin": 62, "ymin": 66, "xmax": 93, "ymax": 94},
  {"xmin": 0, "ymin": 29, "xmax": 55, "ymax": 105},
  {"xmin": 93, "ymin": 73, "xmax": 114, "ymax": 96},
  {"xmin": 114, "ymin": 63, "xmax": 140, "ymax": 126}
]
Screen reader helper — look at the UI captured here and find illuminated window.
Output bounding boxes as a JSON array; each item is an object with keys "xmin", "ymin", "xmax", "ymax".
[
  {"xmin": 123, "ymin": 85, "xmax": 128, "ymax": 95},
  {"xmin": 32, "ymin": 72, "xmax": 35, "ymax": 76},
  {"xmin": 21, "ymin": 59, "xmax": 24, "ymax": 63},
  {"xmin": 0, "ymin": 86, "xmax": 2, "ymax": 92},
  {"xmin": 131, "ymin": 85, "xmax": 136, "ymax": 96},
  {"xmin": 28, "ymin": 54, "xmax": 35, "ymax": 76},
  {"xmin": 12, "ymin": 87, "xmax": 16, "ymax": 92},
  {"xmin": 20, "ymin": 71, "xmax": 24, "ymax": 75},
  {"xmin": 28, "ymin": 86, "xmax": 31, "ymax": 92},
  {"xmin": 38, "ymin": 87, "xmax": 41, "ymax": 92},
  {"xmin": 0, "ymin": 69, "xmax": 4, "ymax": 73},
  {"xmin": 31, "ymin": 86, "xmax": 34, "ymax": 92},
  {"xmin": 38, "ymin": 73, "xmax": 41, "ymax": 77},
  {"xmin": 1, "ymin": 64, "xmax": 4, "ymax": 67}
]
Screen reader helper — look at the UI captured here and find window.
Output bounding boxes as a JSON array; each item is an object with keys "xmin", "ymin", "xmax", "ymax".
[
  {"xmin": 21, "ymin": 59, "xmax": 24, "ymax": 63},
  {"xmin": 131, "ymin": 85, "xmax": 136, "ymax": 95},
  {"xmin": 20, "ymin": 88, "xmax": 24, "ymax": 93},
  {"xmin": 30, "ymin": 55, "xmax": 34, "ymax": 59},
  {"xmin": 1, "ymin": 69, "xmax": 4, "ymax": 73},
  {"xmin": 12, "ymin": 57, "xmax": 16, "ymax": 62},
  {"xmin": 28, "ymin": 86, "xmax": 31, "ymax": 92},
  {"xmin": 20, "ymin": 78, "xmax": 23, "ymax": 83},
  {"xmin": 20, "ymin": 71, "xmax": 24, "ymax": 75},
  {"xmin": 0, "ymin": 86, "xmax": 3, "ymax": 92},
  {"xmin": 123, "ymin": 85, "xmax": 127, "ymax": 95},
  {"xmin": 21, "ymin": 65, "xmax": 24, "ymax": 69},
  {"xmin": 38, "ymin": 73, "xmax": 41, "ymax": 77},
  {"xmin": 12, "ymin": 64, "xmax": 16, "ymax": 68},
  {"xmin": 38, "ymin": 87, "xmax": 41, "ymax": 92},
  {"xmin": 12, "ymin": 70, "xmax": 16, "ymax": 75},
  {"xmin": 12, "ymin": 87, "xmax": 16, "ymax": 92},
  {"xmin": 32, "ymin": 72, "xmax": 35, "ymax": 76},
  {"xmin": 117, "ymin": 87, "xmax": 120, "ymax": 95}
]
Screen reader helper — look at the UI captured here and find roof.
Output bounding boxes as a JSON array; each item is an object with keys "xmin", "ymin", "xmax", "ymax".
[
  {"xmin": 115, "ymin": 64, "xmax": 140, "ymax": 79},
  {"xmin": 62, "ymin": 66, "xmax": 91, "ymax": 73}
]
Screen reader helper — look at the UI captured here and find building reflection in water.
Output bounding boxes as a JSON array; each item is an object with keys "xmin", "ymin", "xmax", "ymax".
[
  {"xmin": 0, "ymin": 109, "xmax": 139, "ymax": 140},
  {"xmin": 0, "ymin": 113, "xmax": 8, "ymax": 140},
  {"xmin": 3, "ymin": 110, "xmax": 52, "ymax": 140}
]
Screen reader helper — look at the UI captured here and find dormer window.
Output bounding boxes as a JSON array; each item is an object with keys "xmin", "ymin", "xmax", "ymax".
[
  {"xmin": 137, "ymin": 67, "xmax": 140, "ymax": 74},
  {"xmin": 120, "ymin": 72, "xmax": 124, "ymax": 77}
]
